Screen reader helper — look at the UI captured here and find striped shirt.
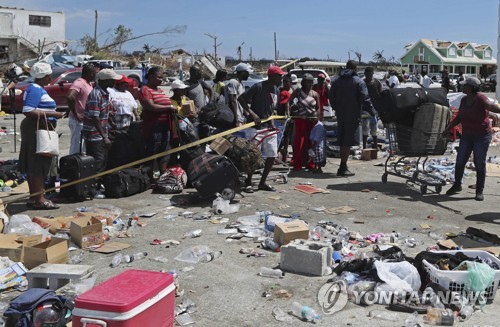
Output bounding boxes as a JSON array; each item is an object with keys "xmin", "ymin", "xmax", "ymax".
[
  {"xmin": 83, "ymin": 85, "xmax": 111, "ymax": 141},
  {"xmin": 22, "ymin": 84, "xmax": 56, "ymax": 113}
]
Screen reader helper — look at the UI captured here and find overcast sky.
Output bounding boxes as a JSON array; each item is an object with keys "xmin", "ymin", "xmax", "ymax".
[{"xmin": 2, "ymin": 0, "xmax": 499, "ymax": 62}]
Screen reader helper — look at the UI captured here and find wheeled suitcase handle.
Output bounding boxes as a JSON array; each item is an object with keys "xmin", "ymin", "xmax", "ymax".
[{"xmin": 81, "ymin": 317, "xmax": 108, "ymax": 326}]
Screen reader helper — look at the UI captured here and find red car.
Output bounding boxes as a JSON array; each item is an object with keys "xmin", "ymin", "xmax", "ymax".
[{"xmin": 1, "ymin": 67, "xmax": 82, "ymax": 112}]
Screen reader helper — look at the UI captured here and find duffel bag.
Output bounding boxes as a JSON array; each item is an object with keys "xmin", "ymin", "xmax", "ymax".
[
  {"xmin": 423, "ymin": 88, "xmax": 449, "ymax": 107},
  {"xmin": 375, "ymin": 88, "xmax": 427, "ymax": 126},
  {"xmin": 103, "ymin": 167, "xmax": 151, "ymax": 198},
  {"xmin": 199, "ymin": 96, "xmax": 235, "ymax": 129}
]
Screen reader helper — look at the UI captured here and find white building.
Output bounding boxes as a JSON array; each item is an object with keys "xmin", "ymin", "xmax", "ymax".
[{"xmin": 0, "ymin": 6, "xmax": 65, "ymax": 64}]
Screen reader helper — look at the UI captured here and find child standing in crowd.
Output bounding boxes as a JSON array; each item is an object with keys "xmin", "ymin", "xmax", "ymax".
[{"xmin": 309, "ymin": 113, "xmax": 326, "ymax": 173}]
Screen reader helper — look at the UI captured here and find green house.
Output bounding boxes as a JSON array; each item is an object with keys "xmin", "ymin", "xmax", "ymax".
[{"xmin": 400, "ymin": 39, "xmax": 496, "ymax": 77}]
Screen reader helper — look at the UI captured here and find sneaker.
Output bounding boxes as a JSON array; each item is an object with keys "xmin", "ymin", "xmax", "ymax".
[
  {"xmin": 446, "ymin": 184, "xmax": 462, "ymax": 195},
  {"xmin": 475, "ymin": 192, "xmax": 484, "ymax": 201},
  {"xmin": 93, "ymin": 191, "xmax": 106, "ymax": 199},
  {"xmin": 337, "ymin": 168, "xmax": 355, "ymax": 177}
]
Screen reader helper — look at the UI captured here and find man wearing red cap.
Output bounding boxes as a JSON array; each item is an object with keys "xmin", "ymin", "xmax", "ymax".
[{"xmin": 238, "ymin": 65, "xmax": 286, "ymax": 192}]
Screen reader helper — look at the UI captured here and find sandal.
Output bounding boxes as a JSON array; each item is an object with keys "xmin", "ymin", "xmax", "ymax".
[
  {"xmin": 258, "ymin": 184, "xmax": 276, "ymax": 192},
  {"xmin": 243, "ymin": 186, "xmax": 254, "ymax": 193},
  {"xmin": 32, "ymin": 200, "xmax": 60, "ymax": 210}
]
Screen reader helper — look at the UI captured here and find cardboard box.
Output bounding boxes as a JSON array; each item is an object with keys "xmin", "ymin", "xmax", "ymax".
[
  {"xmin": 70, "ymin": 217, "xmax": 103, "ymax": 249},
  {"xmin": 361, "ymin": 149, "xmax": 378, "ymax": 161},
  {"xmin": 32, "ymin": 216, "xmax": 75, "ymax": 234},
  {"xmin": 23, "ymin": 238, "xmax": 68, "ymax": 269},
  {"xmin": 0, "ymin": 234, "xmax": 42, "ymax": 262},
  {"xmin": 210, "ymin": 137, "xmax": 231, "ymax": 155},
  {"xmin": 181, "ymin": 100, "xmax": 196, "ymax": 116},
  {"xmin": 274, "ymin": 220, "xmax": 310, "ymax": 245}
]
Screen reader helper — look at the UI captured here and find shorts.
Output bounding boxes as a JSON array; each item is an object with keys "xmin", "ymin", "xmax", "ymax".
[
  {"xmin": 337, "ymin": 120, "xmax": 360, "ymax": 147},
  {"xmin": 362, "ymin": 115, "xmax": 377, "ymax": 136},
  {"xmin": 250, "ymin": 128, "xmax": 278, "ymax": 159}
]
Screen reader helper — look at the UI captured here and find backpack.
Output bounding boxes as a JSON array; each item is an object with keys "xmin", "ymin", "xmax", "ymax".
[
  {"xmin": 198, "ymin": 95, "xmax": 235, "ymax": 129},
  {"xmin": 154, "ymin": 166, "xmax": 187, "ymax": 194},
  {"xmin": 4, "ymin": 288, "xmax": 73, "ymax": 327},
  {"xmin": 223, "ymin": 135, "xmax": 264, "ymax": 174}
]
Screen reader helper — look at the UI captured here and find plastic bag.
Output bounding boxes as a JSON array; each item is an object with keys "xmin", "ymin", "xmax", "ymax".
[
  {"xmin": 76, "ymin": 204, "xmax": 122, "ymax": 220},
  {"xmin": 212, "ymin": 197, "xmax": 240, "ymax": 215},
  {"xmin": 5, "ymin": 214, "xmax": 51, "ymax": 240},
  {"xmin": 456, "ymin": 261, "xmax": 495, "ymax": 292},
  {"xmin": 264, "ymin": 215, "xmax": 291, "ymax": 233},
  {"xmin": 374, "ymin": 261, "xmax": 421, "ymax": 292},
  {"xmin": 174, "ymin": 245, "xmax": 211, "ymax": 264}
]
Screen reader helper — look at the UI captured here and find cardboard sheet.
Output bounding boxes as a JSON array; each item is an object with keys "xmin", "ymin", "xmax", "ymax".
[
  {"xmin": 89, "ymin": 242, "xmax": 131, "ymax": 253},
  {"xmin": 325, "ymin": 206, "xmax": 357, "ymax": 215}
]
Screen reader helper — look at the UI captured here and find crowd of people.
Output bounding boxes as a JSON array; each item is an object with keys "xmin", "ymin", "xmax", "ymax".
[{"xmin": 16, "ymin": 58, "xmax": 500, "ymax": 209}]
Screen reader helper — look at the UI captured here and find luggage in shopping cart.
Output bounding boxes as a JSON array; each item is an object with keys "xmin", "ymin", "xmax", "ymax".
[
  {"xmin": 423, "ymin": 88, "xmax": 449, "ymax": 107},
  {"xmin": 187, "ymin": 153, "xmax": 240, "ymax": 200},
  {"xmin": 409, "ymin": 103, "xmax": 451, "ymax": 154},
  {"xmin": 376, "ymin": 88, "xmax": 427, "ymax": 125}
]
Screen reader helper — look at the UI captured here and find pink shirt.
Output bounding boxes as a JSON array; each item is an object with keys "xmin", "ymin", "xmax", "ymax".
[{"xmin": 69, "ymin": 77, "xmax": 93, "ymax": 120}]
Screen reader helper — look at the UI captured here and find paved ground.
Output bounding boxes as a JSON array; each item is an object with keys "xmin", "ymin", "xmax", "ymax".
[{"xmin": 0, "ymin": 113, "xmax": 499, "ymax": 327}]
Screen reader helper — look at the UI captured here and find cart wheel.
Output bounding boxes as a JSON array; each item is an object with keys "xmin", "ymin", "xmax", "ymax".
[
  {"xmin": 220, "ymin": 187, "xmax": 235, "ymax": 201},
  {"xmin": 420, "ymin": 185, "xmax": 427, "ymax": 194},
  {"xmin": 435, "ymin": 185, "xmax": 442, "ymax": 194},
  {"xmin": 282, "ymin": 175, "xmax": 288, "ymax": 184},
  {"xmin": 381, "ymin": 173, "xmax": 388, "ymax": 184}
]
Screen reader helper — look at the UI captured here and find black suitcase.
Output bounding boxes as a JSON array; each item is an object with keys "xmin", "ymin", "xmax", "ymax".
[
  {"xmin": 102, "ymin": 167, "xmax": 151, "ymax": 198},
  {"xmin": 376, "ymin": 88, "xmax": 427, "ymax": 126},
  {"xmin": 59, "ymin": 154, "xmax": 97, "ymax": 201},
  {"xmin": 187, "ymin": 153, "xmax": 240, "ymax": 200},
  {"xmin": 423, "ymin": 88, "xmax": 449, "ymax": 107},
  {"xmin": 107, "ymin": 121, "xmax": 145, "ymax": 169}
]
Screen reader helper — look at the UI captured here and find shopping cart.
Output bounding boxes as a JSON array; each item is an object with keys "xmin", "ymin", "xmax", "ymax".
[
  {"xmin": 251, "ymin": 127, "xmax": 291, "ymax": 184},
  {"xmin": 381, "ymin": 123, "xmax": 448, "ymax": 194}
]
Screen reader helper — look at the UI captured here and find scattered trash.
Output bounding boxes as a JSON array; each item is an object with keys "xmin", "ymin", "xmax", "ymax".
[
  {"xmin": 212, "ymin": 196, "xmax": 240, "ymax": 214},
  {"xmin": 180, "ymin": 266, "xmax": 194, "ymax": 272},
  {"xmin": 193, "ymin": 212, "xmax": 212, "ymax": 221},
  {"xmin": 290, "ymin": 301, "xmax": 320, "ymax": 322},
  {"xmin": 149, "ymin": 256, "xmax": 169, "ymax": 263},
  {"xmin": 424, "ymin": 308, "xmax": 454, "ymax": 326},
  {"xmin": 369, "ymin": 310, "xmax": 398, "ymax": 321},
  {"xmin": 175, "ymin": 246, "xmax": 216, "ymax": 264},
  {"xmin": 175, "ymin": 313, "xmax": 195, "ymax": 326},
  {"xmin": 259, "ymin": 267, "xmax": 284, "ymax": 278},
  {"xmin": 183, "ymin": 229, "xmax": 202, "ymax": 238},
  {"xmin": 68, "ymin": 251, "xmax": 84, "ymax": 264}
]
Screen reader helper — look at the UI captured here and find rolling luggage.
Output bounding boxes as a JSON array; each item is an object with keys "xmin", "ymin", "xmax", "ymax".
[
  {"xmin": 223, "ymin": 135, "xmax": 264, "ymax": 175},
  {"xmin": 376, "ymin": 88, "xmax": 427, "ymax": 126},
  {"xmin": 107, "ymin": 121, "xmax": 145, "ymax": 169},
  {"xmin": 176, "ymin": 116, "xmax": 205, "ymax": 171},
  {"xmin": 409, "ymin": 103, "xmax": 450, "ymax": 155},
  {"xmin": 187, "ymin": 153, "xmax": 240, "ymax": 200},
  {"xmin": 59, "ymin": 154, "xmax": 97, "ymax": 201},
  {"xmin": 102, "ymin": 167, "xmax": 151, "ymax": 198}
]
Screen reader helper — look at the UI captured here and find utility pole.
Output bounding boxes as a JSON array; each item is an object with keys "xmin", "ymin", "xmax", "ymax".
[
  {"xmin": 249, "ymin": 47, "xmax": 253, "ymax": 62},
  {"xmin": 274, "ymin": 32, "xmax": 277, "ymax": 61},
  {"xmin": 94, "ymin": 10, "xmax": 98, "ymax": 48},
  {"xmin": 237, "ymin": 42, "xmax": 245, "ymax": 61},
  {"xmin": 204, "ymin": 33, "xmax": 222, "ymax": 62}
]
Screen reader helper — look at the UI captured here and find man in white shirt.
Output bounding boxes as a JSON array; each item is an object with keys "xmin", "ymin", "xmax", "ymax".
[
  {"xmin": 387, "ymin": 70, "xmax": 400, "ymax": 89},
  {"xmin": 421, "ymin": 71, "xmax": 431, "ymax": 88}
]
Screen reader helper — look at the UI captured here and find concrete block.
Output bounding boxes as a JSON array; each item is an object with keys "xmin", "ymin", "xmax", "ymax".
[
  {"xmin": 280, "ymin": 240, "xmax": 333, "ymax": 276},
  {"xmin": 27, "ymin": 263, "xmax": 95, "ymax": 290}
]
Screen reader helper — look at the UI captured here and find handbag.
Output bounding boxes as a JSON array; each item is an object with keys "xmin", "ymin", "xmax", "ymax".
[{"xmin": 35, "ymin": 112, "xmax": 59, "ymax": 157}]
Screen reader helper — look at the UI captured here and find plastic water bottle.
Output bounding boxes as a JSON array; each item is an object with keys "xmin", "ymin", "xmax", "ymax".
[
  {"xmin": 290, "ymin": 302, "xmax": 320, "ymax": 322},
  {"xmin": 200, "ymin": 251, "xmax": 222, "ymax": 263},
  {"xmin": 123, "ymin": 252, "xmax": 148, "ymax": 263},
  {"xmin": 113, "ymin": 218, "xmax": 125, "ymax": 231},
  {"xmin": 126, "ymin": 213, "xmax": 139, "ymax": 236},
  {"xmin": 459, "ymin": 305, "xmax": 474, "ymax": 321},
  {"xmin": 110, "ymin": 254, "xmax": 123, "ymax": 268},
  {"xmin": 262, "ymin": 238, "xmax": 280, "ymax": 252},
  {"xmin": 68, "ymin": 251, "xmax": 84, "ymax": 264},
  {"xmin": 184, "ymin": 229, "xmax": 202, "ymax": 238},
  {"xmin": 259, "ymin": 267, "xmax": 284, "ymax": 278},
  {"xmin": 369, "ymin": 310, "xmax": 398, "ymax": 321}
]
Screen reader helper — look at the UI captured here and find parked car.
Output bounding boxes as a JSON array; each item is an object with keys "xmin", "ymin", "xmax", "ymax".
[
  {"xmin": 288, "ymin": 68, "xmax": 330, "ymax": 85},
  {"xmin": 1, "ymin": 67, "xmax": 82, "ymax": 112}
]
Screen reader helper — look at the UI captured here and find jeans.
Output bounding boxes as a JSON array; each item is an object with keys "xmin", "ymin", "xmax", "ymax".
[
  {"xmin": 69, "ymin": 116, "xmax": 85, "ymax": 155},
  {"xmin": 454, "ymin": 133, "xmax": 492, "ymax": 192}
]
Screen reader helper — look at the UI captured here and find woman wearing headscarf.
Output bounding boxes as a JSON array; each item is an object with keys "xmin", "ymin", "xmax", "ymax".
[
  {"xmin": 289, "ymin": 73, "xmax": 320, "ymax": 171},
  {"xmin": 19, "ymin": 62, "xmax": 63, "ymax": 209},
  {"xmin": 442, "ymin": 77, "xmax": 500, "ymax": 201}
]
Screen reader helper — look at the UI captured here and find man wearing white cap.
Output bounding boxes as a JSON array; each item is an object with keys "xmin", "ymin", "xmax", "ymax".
[
  {"xmin": 83, "ymin": 69, "xmax": 121, "ymax": 177},
  {"xmin": 225, "ymin": 63, "xmax": 252, "ymax": 127}
]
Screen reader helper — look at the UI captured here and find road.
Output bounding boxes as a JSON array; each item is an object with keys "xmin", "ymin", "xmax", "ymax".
[{"xmin": 0, "ymin": 113, "xmax": 499, "ymax": 326}]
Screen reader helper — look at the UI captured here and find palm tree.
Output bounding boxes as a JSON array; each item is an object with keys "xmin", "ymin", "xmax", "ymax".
[
  {"xmin": 142, "ymin": 43, "xmax": 152, "ymax": 53},
  {"xmin": 373, "ymin": 50, "xmax": 386, "ymax": 66}
]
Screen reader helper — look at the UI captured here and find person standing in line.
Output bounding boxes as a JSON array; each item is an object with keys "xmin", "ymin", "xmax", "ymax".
[
  {"xmin": 312, "ymin": 73, "xmax": 329, "ymax": 121},
  {"xmin": 329, "ymin": 60, "xmax": 369, "ymax": 177},
  {"xmin": 107, "ymin": 75, "xmax": 140, "ymax": 130},
  {"xmin": 225, "ymin": 63, "xmax": 252, "ymax": 127},
  {"xmin": 212, "ymin": 69, "xmax": 228, "ymax": 97},
  {"xmin": 289, "ymin": 73, "xmax": 320, "ymax": 171},
  {"xmin": 19, "ymin": 62, "xmax": 63, "ymax": 210},
  {"xmin": 185, "ymin": 64, "xmax": 213, "ymax": 138},
  {"xmin": 442, "ymin": 77, "xmax": 500, "ymax": 201},
  {"xmin": 276, "ymin": 74, "xmax": 293, "ymax": 162},
  {"xmin": 362, "ymin": 67, "xmax": 382, "ymax": 149},
  {"xmin": 66, "ymin": 63, "xmax": 95, "ymax": 154},
  {"xmin": 83, "ymin": 69, "xmax": 121, "ymax": 176},
  {"xmin": 138, "ymin": 67, "xmax": 178, "ymax": 173},
  {"xmin": 441, "ymin": 68, "xmax": 450, "ymax": 93},
  {"xmin": 238, "ymin": 66, "xmax": 286, "ymax": 192},
  {"xmin": 387, "ymin": 70, "xmax": 400, "ymax": 89}
]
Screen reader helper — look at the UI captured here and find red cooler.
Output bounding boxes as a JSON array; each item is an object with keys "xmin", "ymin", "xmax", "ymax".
[{"xmin": 72, "ymin": 270, "xmax": 174, "ymax": 327}]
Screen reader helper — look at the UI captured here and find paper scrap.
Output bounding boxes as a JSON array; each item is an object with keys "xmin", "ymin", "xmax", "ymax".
[
  {"xmin": 420, "ymin": 224, "xmax": 431, "ymax": 229},
  {"xmin": 325, "ymin": 206, "xmax": 357, "ymax": 215}
]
